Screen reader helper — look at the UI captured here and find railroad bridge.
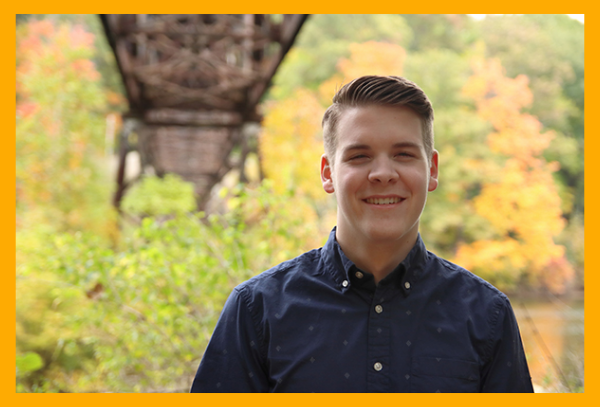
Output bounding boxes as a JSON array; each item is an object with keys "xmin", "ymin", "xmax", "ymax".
[{"xmin": 100, "ymin": 14, "xmax": 309, "ymax": 209}]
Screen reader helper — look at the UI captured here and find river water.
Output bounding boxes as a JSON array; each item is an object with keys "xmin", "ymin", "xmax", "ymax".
[{"xmin": 511, "ymin": 295, "xmax": 584, "ymax": 392}]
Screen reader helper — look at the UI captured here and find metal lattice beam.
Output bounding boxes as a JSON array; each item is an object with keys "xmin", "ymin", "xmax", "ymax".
[{"xmin": 100, "ymin": 14, "xmax": 308, "ymax": 210}]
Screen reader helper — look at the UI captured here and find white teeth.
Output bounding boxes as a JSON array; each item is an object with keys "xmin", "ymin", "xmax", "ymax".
[{"xmin": 366, "ymin": 197, "xmax": 402, "ymax": 205}]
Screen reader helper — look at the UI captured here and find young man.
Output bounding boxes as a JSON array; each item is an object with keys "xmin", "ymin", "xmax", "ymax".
[{"xmin": 190, "ymin": 75, "xmax": 534, "ymax": 392}]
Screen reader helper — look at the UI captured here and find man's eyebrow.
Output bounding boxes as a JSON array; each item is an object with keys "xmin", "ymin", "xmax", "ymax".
[
  {"xmin": 392, "ymin": 142, "xmax": 422, "ymax": 149},
  {"xmin": 342, "ymin": 142, "xmax": 422, "ymax": 152},
  {"xmin": 342, "ymin": 143, "xmax": 371, "ymax": 152}
]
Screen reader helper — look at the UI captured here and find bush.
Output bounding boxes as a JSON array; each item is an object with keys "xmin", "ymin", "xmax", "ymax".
[
  {"xmin": 121, "ymin": 174, "xmax": 197, "ymax": 217},
  {"xmin": 17, "ymin": 180, "xmax": 326, "ymax": 392}
]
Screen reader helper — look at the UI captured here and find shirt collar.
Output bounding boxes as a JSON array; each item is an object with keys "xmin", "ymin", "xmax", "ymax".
[{"xmin": 322, "ymin": 227, "xmax": 429, "ymax": 295}]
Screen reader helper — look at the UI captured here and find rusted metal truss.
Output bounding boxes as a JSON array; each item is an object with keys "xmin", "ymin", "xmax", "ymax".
[{"xmin": 99, "ymin": 14, "xmax": 308, "ymax": 210}]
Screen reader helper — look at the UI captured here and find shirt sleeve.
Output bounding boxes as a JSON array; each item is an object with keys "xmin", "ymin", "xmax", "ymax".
[
  {"xmin": 190, "ymin": 286, "xmax": 269, "ymax": 392},
  {"xmin": 480, "ymin": 297, "xmax": 534, "ymax": 393}
]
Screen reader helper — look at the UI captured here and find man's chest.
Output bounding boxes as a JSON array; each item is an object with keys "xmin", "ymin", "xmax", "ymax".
[{"xmin": 262, "ymin": 295, "xmax": 484, "ymax": 392}]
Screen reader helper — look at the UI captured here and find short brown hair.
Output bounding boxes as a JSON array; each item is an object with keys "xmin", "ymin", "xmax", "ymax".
[{"xmin": 322, "ymin": 75, "xmax": 434, "ymax": 165}]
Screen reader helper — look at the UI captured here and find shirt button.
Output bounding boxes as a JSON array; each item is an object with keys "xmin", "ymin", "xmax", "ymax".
[
  {"xmin": 404, "ymin": 281, "xmax": 411, "ymax": 289},
  {"xmin": 342, "ymin": 280, "xmax": 349, "ymax": 287},
  {"xmin": 374, "ymin": 362, "xmax": 383, "ymax": 371},
  {"xmin": 375, "ymin": 305, "xmax": 383, "ymax": 314},
  {"xmin": 355, "ymin": 271, "xmax": 364, "ymax": 279}
]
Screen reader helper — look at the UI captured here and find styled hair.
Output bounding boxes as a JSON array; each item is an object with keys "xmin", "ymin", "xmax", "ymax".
[{"xmin": 322, "ymin": 75, "xmax": 434, "ymax": 165}]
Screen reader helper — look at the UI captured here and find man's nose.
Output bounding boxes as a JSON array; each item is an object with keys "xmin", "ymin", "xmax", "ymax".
[{"xmin": 368, "ymin": 158, "xmax": 399, "ymax": 184}]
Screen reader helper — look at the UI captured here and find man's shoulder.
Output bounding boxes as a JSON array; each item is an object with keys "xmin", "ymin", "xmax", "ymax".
[
  {"xmin": 427, "ymin": 251, "xmax": 509, "ymax": 303},
  {"xmin": 234, "ymin": 247, "xmax": 324, "ymax": 297}
]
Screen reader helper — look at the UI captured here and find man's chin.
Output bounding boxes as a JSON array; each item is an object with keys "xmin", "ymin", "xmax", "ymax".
[
  {"xmin": 363, "ymin": 224, "xmax": 419, "ymax": 244},
  {"xmin": 364, "ymin": 229, "xmax": 406, "ymax": 244}
]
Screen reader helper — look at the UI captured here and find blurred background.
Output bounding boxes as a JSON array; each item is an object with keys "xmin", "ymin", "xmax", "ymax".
[{"xmin": 15, "ymin": 14, "xmax": 584, "ymax": 392}]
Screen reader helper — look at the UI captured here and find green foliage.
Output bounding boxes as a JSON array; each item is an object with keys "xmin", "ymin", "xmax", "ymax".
[
  {"xmin": 16, "ymin": 18, "xmax": 118, "ymax": 239},
  {"xmin": 420, "ymin": 106, "xmax": 496, "ymax": 257},
  {"xmin": 16, "ymin": 352, "xmax": 44, "ymax": 376},
  {"xmin": 401, "ymin": 14, "xmax": 479, "ymax": 53},
  {"xmin": 122, "ymin": 174, "xmax": 197, "ymax": 217},
  {"xmin": 478, "ymin": 14, "xmax": 584, "ymax": 220},
  {"xmin": 403, "ymin": 48, "xmax": 473, "ymax": 108},
  {"xmin": 269, "ymin": 14, "xmax": 412, "ymax": 100},
  {"xmin": 17, "ymin": 181, "xmax": 323, "ymax": 392}
]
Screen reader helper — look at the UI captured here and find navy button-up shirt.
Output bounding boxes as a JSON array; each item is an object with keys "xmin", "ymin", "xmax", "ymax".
[{"xmin": 191, "ymin": 228, "xmax": 533, "ymax": 392}]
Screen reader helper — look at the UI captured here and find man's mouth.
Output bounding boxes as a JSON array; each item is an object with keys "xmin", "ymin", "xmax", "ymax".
[{"xmin": 364, "ymin": 197, "xmax": 404, "ymax": 205}]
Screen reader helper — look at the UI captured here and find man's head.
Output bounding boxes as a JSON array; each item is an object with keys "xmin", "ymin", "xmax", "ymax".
[
  {"xmin": 320, "ymin": 75, "xmax": 438, "ymax": 252},
  {"xmin": 322, "ymin": 75, "xmax": 434, "ymax": 166}
]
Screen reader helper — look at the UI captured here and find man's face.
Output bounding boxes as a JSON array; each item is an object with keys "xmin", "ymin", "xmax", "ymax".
[{"xmin": 321, "ymin": 105, "xmax": 438, "ymax": 247}]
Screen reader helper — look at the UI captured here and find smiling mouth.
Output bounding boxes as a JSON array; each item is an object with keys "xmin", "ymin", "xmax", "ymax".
[{"xmin": 364, "ymin": 197, "xmax": 404, "ymax": 205}]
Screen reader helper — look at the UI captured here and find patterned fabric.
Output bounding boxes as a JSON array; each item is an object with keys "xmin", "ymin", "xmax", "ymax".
[{"xmin": 191, "ymin": 228, "xmax": 533, "ymax": 393}]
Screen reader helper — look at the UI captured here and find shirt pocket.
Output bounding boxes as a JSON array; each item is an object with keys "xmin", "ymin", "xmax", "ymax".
[{"xmin": 410, "ymin": 356, "xmax": 480, "ymax": 393}]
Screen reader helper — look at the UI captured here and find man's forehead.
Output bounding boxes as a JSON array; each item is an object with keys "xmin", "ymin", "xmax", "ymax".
[
  {"xmin": 336, "ymin": 106, "xmax": 424, "ymax": 144},
  {"xmin": 338, "ymin": 104, "xmax": 419, "ymax": 120}
]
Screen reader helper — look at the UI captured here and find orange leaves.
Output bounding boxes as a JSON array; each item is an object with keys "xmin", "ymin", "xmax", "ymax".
[
  {"xmin": 539, "ymin": 256, "xmax": 575, "ymax": 295},
  {"xmin": 487, "ymin": 118, "xmax": 554, "ymax": 161},
  {"xmin": 68, "ymin": 24, "xmax": 95, "ymax": 49},
  {"xmin": 16, "ymin": 102, "xmax": 38, "ymax": 118},
  {"xmin": 463, "ymin": 58, "xmax": 554, "ymax": 165},
  {"xmin": 463, "ymin": 58, "xmax": 533, "ymax": 112},
  {"xmin": 17, "ymin": 20, "xmax": 55, "ymax": 58},
  {"xmin": 71, "ymin": 59, "xmax": 100, "ymax": 81},
  {"xmin": 16, "ymin": 19, "xmax": 114, "ymax": 237},
  {"xmin": 17, "ymin": 20, "xmax": 100, "ymax": 99},
  {"xmin": 455, "ymin": 57, "xmax": 571, "ymax": 292}
]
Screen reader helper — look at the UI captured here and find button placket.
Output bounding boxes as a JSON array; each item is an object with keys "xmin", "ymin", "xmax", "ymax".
[{"xmin": 367, "ymin": 284, "xmax": 392, "ymax": 391}]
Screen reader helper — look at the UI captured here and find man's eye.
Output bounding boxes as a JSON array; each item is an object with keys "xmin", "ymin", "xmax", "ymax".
[
  {"xmin": 350, "ymin": 155, "xmax": 367, "ymax": 160},
  {"xmin": 396, "ymin": 152, "xmax": 414, "ymax": 158}
]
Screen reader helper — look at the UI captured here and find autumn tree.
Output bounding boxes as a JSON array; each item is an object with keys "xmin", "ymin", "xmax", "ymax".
[
  {"xmin": 269, "ymin": 14, "xmax": 412, "ymax": 100},
  {"xmin": 16, "ymin": 19, "xmax": 117, "ymax": 238},
  {"xmin": 454, "ymin": 58, "xmax": 573, "ymax": 293},
  {"xmin": 478, "ymin": 14, "xmax": 584, "ymax": 279},
  {"xmin": 318, "ymin": 41, "xmax": 407, "ymax": 102}
]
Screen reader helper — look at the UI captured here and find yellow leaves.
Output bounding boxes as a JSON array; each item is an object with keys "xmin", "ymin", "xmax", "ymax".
[
  {"xmin": 463, "ymin": 58, "xmax": 533, "ymax": 112},
  {"xmin": 260, "ymin": 88, "xmax": 325, "ymax": 201},
  {"xmin": 456, "ymin": 57, "xmax": 571, "ymax": 291},
  {"xmin": 455, "ymin": 239, "xmax": 524, "ymax": 280},
  {"xmin": 473, "ymin": 158, "xmax": 564, "ymax": 239},
  {"xmin": 338, "ymin": 41, "xmax": 406, "ymax": 81},
  {"xmin": 487, "ymin": 117, "xmax": 554, "ymax": 161},
  {"xmin": 16, "ymin": 18, "xmax": 116, "ymax": 240},
  {"xmin": 318, "ymin": 41, "xmax": 406, "ymax": 105}
]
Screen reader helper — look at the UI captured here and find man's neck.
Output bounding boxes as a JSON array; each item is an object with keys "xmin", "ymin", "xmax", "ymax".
[{"xmin": 336, "ymin": 229, "xmax": 418, "ymax": 284}]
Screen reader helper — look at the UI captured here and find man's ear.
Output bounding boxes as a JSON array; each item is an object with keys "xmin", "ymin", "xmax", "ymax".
[
  {"xmin": 321, "ymin": 154, "xmax": 335, "ymax": 194},
  {"xmin": 428, "ymin": 150, "xmax": 439, "ymax": 192}
]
